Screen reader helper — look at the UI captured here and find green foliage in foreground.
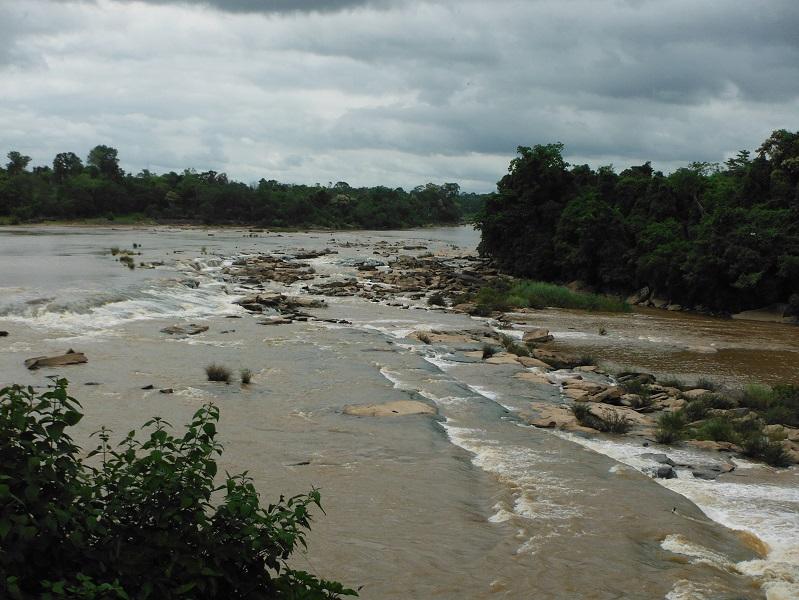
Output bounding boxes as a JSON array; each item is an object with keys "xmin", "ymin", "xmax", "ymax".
[
  {"xmin": 0, "ymin": 379, "xmax": 356, "ymax": 600},
  {"xmin": 471, "ymin": 279, "xmax": 629, "ymax": 314},
  {"xmin": 476, "ymin": 129, "xmax": 799, "ymax": 313},
  {"xmin": 0, "ymin": 146, "xmax": 487, "ymax": 228}
]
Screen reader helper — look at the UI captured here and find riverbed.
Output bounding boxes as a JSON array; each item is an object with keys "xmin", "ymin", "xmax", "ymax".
[{"xmin": 1, "ymin": 225, "xmax": 797, "ymax": 599}]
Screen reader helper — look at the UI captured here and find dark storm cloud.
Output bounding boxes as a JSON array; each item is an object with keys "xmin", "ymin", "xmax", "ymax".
[{"xmin": 1, "ymin": 0, "xmax": 798, "ymax": 191}]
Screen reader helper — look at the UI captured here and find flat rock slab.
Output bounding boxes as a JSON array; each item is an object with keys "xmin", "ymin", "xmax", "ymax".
[
  {"xmin": 25, "ymin": 351, "xmax": 87, "ymax": 370},
  {"xmin": 343, "ymin": 400, "xmax": 437, "ymax": 417},
  {"xmin": 160, "ymin": 324, "xmax": 209, "ymax": 335},
  {"xmin": 514, "ymin": 372, "xmax": 551, "ymax": 384}
]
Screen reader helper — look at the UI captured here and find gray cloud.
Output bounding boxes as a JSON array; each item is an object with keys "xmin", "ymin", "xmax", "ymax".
[{"xmin": 0, "ymin": 0, "xmax": 797, "ymax": 191}]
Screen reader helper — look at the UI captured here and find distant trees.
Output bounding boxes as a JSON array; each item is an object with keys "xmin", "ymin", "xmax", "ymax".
[
  {"xmin": 476, "ymin": 129, "xmax": 799, "ymax": 313},
  {"xmin": 0, "ymin": 146, "xmax": 486, "ymax": 228}
]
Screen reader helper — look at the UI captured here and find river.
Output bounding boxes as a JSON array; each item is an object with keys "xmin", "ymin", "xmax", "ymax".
[{"xmin": 1, "ymin": 225, "xmax": 797, "ymax": 599}]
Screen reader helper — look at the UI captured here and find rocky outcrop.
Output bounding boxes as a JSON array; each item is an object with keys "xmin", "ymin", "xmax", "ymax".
[{"xmin": 25, "ymin": 349, "xmax": 87, "ymax": 370}]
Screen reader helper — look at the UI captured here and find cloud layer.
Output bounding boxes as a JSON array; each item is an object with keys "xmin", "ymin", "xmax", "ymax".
[{"xmin": 1, "ymin": 0, "xmax": 798, "ymax": 191}]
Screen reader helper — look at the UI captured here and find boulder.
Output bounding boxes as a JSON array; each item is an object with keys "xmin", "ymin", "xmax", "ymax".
[
  {"xmin": 485, "ymin": 353, "xmax": 522, "ymax": 365},
  {"xmin": 343, "ymin": 400, "xmax": 436, "ymax": 417},
  {"xmin": 685, "ymin": 440, "xmax": 741, "ymax": 453},
  {"xmin": 589, "ymin": 386, "xmax": 623, "ymax": 405},
  {"xmin": 626, "ymin": 286, "xmax": 651, "ymax": 305},
  {"xmin": 516, "ymin": 356, "xmax": 552, "ymax": 370},
  {"xmin": 682, "ymin": 389, "xmax": 712, "ymax": 400},
  {"xmin": 655, "ymin": 466, "xmax": 677, "ymax": 479},
  {"xmin": 514, "ymin": 372, "xmax": 551, "ymax": 385},
  {"xmin": 0, "ymin": 331, "xmax": 8, "ymax": 337},
  {"xmin": 25, "ymin": 350, "xmax": 87, "ymax": 370},
  {"xmin": 522, "ymin": 328, "xmax": 553, "ymax": 343},
  {"xmin": 640, "ymin": 453, "xmax": 676, "ymax": 466},
  {"xmin": 258, "ymin": 317, "xmax": 293, "ymax": 325}
]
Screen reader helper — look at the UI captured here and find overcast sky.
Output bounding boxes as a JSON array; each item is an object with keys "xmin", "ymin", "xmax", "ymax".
[{"xmin": 1, "ymin": 0, "xmax": 797, "ymax": 191}]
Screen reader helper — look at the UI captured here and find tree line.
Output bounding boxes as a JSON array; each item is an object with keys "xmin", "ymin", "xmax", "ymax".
[
  {"xmin": 0, "ymin": 145, "xmax": 484, "ymax": 228},
  {"xmin": 476, "ymin": 129, "xmax": 799, "ymax": 314}
]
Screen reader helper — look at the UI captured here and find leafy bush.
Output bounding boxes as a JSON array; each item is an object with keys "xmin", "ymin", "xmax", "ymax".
[
  {"xmin": 683, "ymin": 399, "xmax": 708, "ymax": 422},
  {"xmin": 655, "ymin": 411, "xmax": 686, "ymax": 444},
  {"xmin": 742, "ymin": 434, "xmax": 791, "ymax": 467},
  {"xmin": 739, "ymin": 384, "xmax": 773, "ymax": 411},
  {"xmin": 206, "ymin": 363, "xmax": 232, "ymax": 383},
  {"xmin": 694, "ymin": 417, "xmax": 737, "ymax": 443},
  {"xmin": 621, "ymin": 380, "xmax": 650, "ymax": 399},
  {"xmin": 702, "ymin": 393, "xmax": 736, "ymax": 410},
  {"xmin": 0, "ymin": 379, "xmax": 355, "ymax": 599}
]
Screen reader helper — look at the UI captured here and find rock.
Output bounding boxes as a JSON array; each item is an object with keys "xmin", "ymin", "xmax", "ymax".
[
  {"xmin": 516, "ymin": 356, "xmax": 552, "ymax": 370},
  {"xmin": 159, "ymin": 388, "xmax": 174, "ymax": 394},
  {"xmin": 25, "ymin": 350, "xmax": 88, "ymax": 370},
  {"xmin": 691, "ymin": 469, "xmax": 720, "ymax": 480},
  {"xmin": 141, "ymin": 384, "xmax": 155, "ymax": 390},
  {"xmin": 685, "ymin": 440, "xmax": 741, "ymax": 453},
  {"xmin": 655, "ymin": 466, "xmax": 677, "ymax": 479},
  {"xmin": 160, "ymin": 324, "xmax": 209, "ymax": 336},
  {"xmin": 640, "ymin": 453, "xmax": 676, "ymax": 466},
  {"xmin": 0, "ymin": 331, "xmax": 8, "ymax": 337},
  {"xmin": 587, "ymin": 404, "xmax": 654, "ymax": 426},
  {"xmin": 682, "ymin": 389, "xmax": 712, "ymax": 399},
  {"xmin": 258, "ymin": 317, "xmax": 293, "ymax": 325},
  {"xmin": 84, "ymin": 382, "xmax": 101, "ymax": 386},
  {"xmin": 522, "ymin": 328, "xmax": 553, "ymax": 343},
  {"xmin": 731, "ymin": 303, "xmax": 797, "ymax": 324},
  {"xmin": 563, "ymin": 380, "xmax": 606, "ymax": 394},
  {"xmin": 617, "ymin": 372, "xmax": 656, "ymax": 385},
  {"xmin": 590, "ymin": 386, "xmax": 623, "ymax": 405},
  {"xmin": 525, "ymin": 402, "xmax": 584, "ymax": 430},
  {"xmin": 343, "ymin": 400, "xmax": 436, "ymax": 417},
  {"xmin": 485, "ymin": 353, "xmax": 521, "ymax": 365},
  {"xmin": 564, "ymin": 388, "xmax": 590, "ymax": 401},
  {"xmin": 514, "ymin": 372, "xmax": 551, "ymax": 385},
  {"xmin": 626, "ymin": 286, "xmax": 651, "ymax": 305},
  {"xmin": 452, "ymin": 302, "xmax": 476, "ymax": 313},
  {"xmin": 666, "ymin": 304, "xmax": 683, "ymax": 311}
]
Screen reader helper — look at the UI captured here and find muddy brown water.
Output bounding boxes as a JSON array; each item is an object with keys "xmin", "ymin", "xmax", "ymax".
[{"xmin": 1, "ymin": 225, "xmax": 797, "ymax": 599}]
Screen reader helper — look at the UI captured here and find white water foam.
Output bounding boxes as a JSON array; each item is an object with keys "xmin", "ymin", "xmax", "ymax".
[{"xmin": 552, "ymin": 431, "xmax": 799, "ymax": 598}]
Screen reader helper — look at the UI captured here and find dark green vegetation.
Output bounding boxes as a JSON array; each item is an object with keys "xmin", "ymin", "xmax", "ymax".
[
  {"xmin": 206, "ymin": 364, "xmax": 232, "ymax": 383},
  {"xmin": 653, "ymin": 383, "xmax": 799, "ymax": 466},
  {"xmin": 0, "ymin": 379, "xmax": 355, "ymax": 599},
  {"xmin": 469, "ymin": 279, "xmax": 629, "ymax": 315},
  {"xmin": 571, "ymin": 404, "xmax": 632, "ymax": 434},
  {"xmin": 477, "ymin": 130, "xmax": 799, "ymax": 314},
  {"xmin": 0, "ymin": 146, "xmax": 487, "ymax": 228}
]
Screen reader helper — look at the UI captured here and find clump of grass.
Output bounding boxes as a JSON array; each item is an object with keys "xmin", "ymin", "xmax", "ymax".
[
  {"xmin": 655, "ymin": 411, "xmax": 686, "ymax": 444},
  {"xmin": 571, "ymin": 404, "xmax": 632, "ymax": 434},
  {"xmin": 468, "ymin": 280, "xmax": 629, "ymax": 314},
  {"xmin": 702, "ymin": 393, "xmax": 736, "ymax": 410},
  {"xmin": 621, "ymin": 379, "xmax": 651, "ymax": 399},
  {"xmin": 427, "ymin": 292, "xmax": 446, "ymax": 307},
  {"xmin": 240, "ymin": 368, "xmax": 252, "ymax": 385},
  {"xmin": 205, "ymin": 364, "xmax": 231, "ymax": 383},
  {"xmin": 417, "ymin": 332, "xmax": 432, "ymax": 345},
  {"xmin": 481, "ymin": 343, "xmax": 497, "ymax": 359},
  {"xmin": 110, "ymin": 246, "xmax": 120, "ymax": 256},
  {"xmin": 659, "ymin": 376, "xmax": 687, "ymax": 390},
  {"xmin": 499, "ymin": 333, "xmax": 529, "ymax": 357},
  {"xmin": 695, "ymin": 377, "xmax": 719, "ymax": 392},
  {"xmin": 119, "ymin": 254, "xmax": 135, "ymax": 269}
]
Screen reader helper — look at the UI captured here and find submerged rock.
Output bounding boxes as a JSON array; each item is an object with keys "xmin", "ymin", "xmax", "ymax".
[
  {"xmin": 343, "ymin": 400, "xmax": 436, "ymax": 417},
  {"xmin": 25, "ymin": 349, "xmax": 87, "ymax": 370},
  {"xmin": 160, "ymin": 324, "xmax": 209, "ymax": 336}
]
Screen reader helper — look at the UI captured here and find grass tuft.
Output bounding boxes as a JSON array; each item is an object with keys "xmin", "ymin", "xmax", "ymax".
[
  {"xmin": 240, "ymin": 368, "xmax": 252, "ymax": 385},
  {"xmin": 206, "ymin": 364, "xmax": 231, "ymax": 383}
]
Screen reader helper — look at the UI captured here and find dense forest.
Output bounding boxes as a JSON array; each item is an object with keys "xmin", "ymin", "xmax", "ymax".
[
  {"xmin": 0, "ymin": 146, "xmax": 484, "ymax": 228},
  {"xmin": 477, "ymin": 129, "xmax": 799, "ymax": 314}
]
